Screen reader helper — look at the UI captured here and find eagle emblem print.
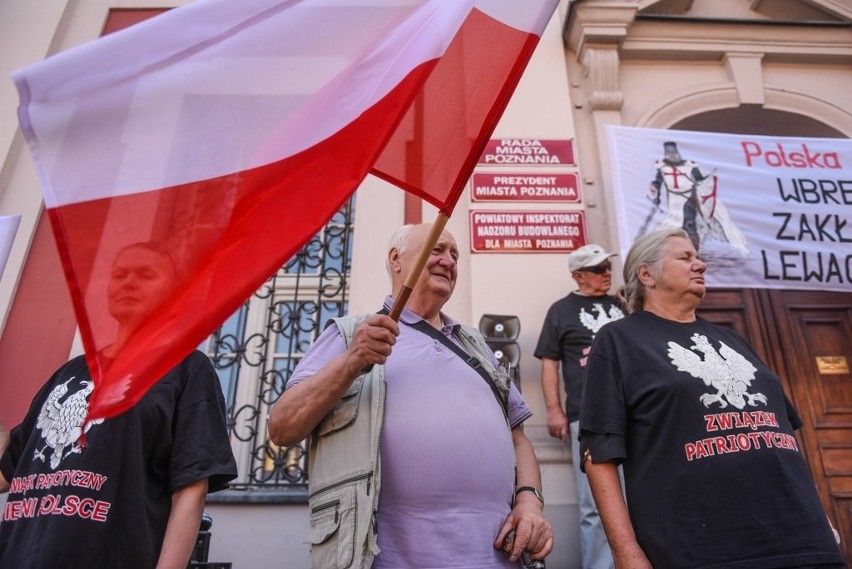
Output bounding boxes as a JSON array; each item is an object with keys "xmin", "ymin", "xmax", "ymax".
[
  {"xmin": 667, "ymin": 333, "xmax": 768, "ymax": 410},
  {"xmin": 579, "ymin": 303, "xmax": 624, "ymax": 336},
  {"xmin": 34, "ymin": 378, "xmax": 103, "ymax": 469}
]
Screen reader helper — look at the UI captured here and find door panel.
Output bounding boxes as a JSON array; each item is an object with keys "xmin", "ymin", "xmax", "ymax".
[{"xmin": 765, "ymin": 289, "xmax": 852, "ymax": 559}]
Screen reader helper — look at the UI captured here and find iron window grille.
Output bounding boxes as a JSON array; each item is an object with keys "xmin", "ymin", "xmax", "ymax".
[{"xmin": 200, "ymin": 197, "xmax": 354, "ymax": 490}]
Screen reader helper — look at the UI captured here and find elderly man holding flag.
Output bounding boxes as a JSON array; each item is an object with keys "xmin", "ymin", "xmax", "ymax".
[{"xmin": 270, "ymin": 223, "xmax": 553, "ymax": 568}]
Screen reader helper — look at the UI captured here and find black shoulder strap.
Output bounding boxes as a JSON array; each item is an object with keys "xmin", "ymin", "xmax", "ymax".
[{"xmin": 407, "ymin": 319, "xmax": 509, "ymax": 420}]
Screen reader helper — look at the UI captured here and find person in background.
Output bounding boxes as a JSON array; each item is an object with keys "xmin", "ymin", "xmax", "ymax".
[
  {"xmin": 579, "ymin": 228, "xmax": 845, "ymax": 568},
  {"xmin": 534, "ymin": 244, "xmax": 624, "ymax": 569},
  {"xmin": 269, "ymin": 223, "xmax": 553, "ymax": 569},
  {"xmin": 0, "ymin": 241, "xmax": 237, "ymax": 569}
]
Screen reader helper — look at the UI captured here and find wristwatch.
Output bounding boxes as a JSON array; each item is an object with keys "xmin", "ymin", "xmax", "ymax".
[{"xmin": 514, "ymin": 486, "xmax": 544, "ymax": 504}]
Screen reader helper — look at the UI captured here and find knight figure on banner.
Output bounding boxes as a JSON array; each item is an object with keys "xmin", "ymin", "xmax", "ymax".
[{"xmin": 637, "ymin": 141, "xmax": 749, "ymax": 258}]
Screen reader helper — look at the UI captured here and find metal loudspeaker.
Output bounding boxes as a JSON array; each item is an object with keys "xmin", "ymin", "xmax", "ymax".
[
  {"xmin": 479, "ymin": 314, "xmax": 521, "ymax": 387},
  {"xmin": 478, "ymin": 314, "xmax": 520, "ymax": 340},
  {"xmin": 486, "ymin": 340, "xmax": 521, "ymax": 369}
]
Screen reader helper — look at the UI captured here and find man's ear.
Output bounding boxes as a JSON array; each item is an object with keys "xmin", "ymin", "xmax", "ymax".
[{"xmin": 388, "ymin": 248, "xmax": 401, "ymax": 272}]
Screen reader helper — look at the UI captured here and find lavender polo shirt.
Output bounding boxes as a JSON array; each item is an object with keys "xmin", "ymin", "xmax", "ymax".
[{"xmin": 288, "ymin": 298, "xmax": 532, "ymax": 568}]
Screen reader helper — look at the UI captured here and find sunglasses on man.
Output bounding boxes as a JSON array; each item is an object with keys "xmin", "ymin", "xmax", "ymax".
[{"xmin": 578, "ymin": 263, "xmax": 612, "ymax": 275}]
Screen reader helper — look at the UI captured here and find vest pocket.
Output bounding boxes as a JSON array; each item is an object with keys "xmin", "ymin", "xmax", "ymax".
[
  {"xmin": 309, "ymin": 484, "xmax": 357, "ymax": 568},
  {"xmin": 316, "ymin": 376, "xmax": 363, "ymax": 437}
]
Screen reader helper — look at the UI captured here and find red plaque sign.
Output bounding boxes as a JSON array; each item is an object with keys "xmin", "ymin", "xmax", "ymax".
[
  {"xmin": 477, "ymin": 139, "xmax": 575, "ymax": 166},
  {"xmin": 469, "ymin": 210, "xmax": 587, "ymax": 253},
  {"xmin": 471, "ymin": 172, "xmax": 580, "ymax": 202}
]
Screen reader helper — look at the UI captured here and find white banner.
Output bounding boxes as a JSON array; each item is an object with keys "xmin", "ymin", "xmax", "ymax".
[
  {"xmin": 0, "ymin": 215, "xmax": 21, "ymax": 281},
  {"xmin": 607, "ymin": 126, "xmax": 852, "ymax": 292}
]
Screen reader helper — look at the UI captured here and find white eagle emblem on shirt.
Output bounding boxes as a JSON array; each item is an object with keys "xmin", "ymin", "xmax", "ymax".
[
  {"xmin": 667, "ymin": 333, "xmax": 767, "ymax": 410},
  {"xmin": 34, "ymin": 377, "xmax": 103, "ymax": 469},
  {"xmin": 579, "ymin": 303, "xmax": 625, "ymax": 336}
]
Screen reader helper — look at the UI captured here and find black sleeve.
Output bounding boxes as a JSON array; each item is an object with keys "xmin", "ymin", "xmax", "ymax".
[
  {"xmin": 169, "ymin": 351, "xmax": 237, "ymax": 494},
  {"xmin": 578, "ymin": 431, "xmax": 626, "ymax": 473},
  {"xmin": 534, "ymin": 304, "xmax": 562, "ymax": 360},
  {"xmin": 579, "ymin": 331, "xmax": 628, "ymax": 468}
]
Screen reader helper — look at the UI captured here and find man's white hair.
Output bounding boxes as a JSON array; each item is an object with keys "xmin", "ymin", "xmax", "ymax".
[{"xmin": 385, "ymin": 224, "xmax": 415, "ymax": 278}]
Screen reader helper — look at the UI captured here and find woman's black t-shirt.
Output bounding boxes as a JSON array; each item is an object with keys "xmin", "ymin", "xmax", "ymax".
[
  {"xmin": 0, "ymin": 351, "xmax": 237, "ymax": 569},
  {"xmin": 580, "ymin": 310, "xmax": 844, "ymax": 569}
]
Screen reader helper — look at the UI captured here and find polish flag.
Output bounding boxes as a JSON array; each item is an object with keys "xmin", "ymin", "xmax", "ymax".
[{"xmin": 13, "ymin": 0, "xmax": 558, "ymax": 421}]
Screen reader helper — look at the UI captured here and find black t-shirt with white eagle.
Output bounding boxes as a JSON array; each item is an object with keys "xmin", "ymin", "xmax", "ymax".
[
  {"xmin": 580, "ymin": 310, "xmax": 844, "ymax": 569},
  {"xmin": 0, "ymin": 351, "xmax": 237, "ymax": 569},
  {"xmin": 534, "ymin": 292, "xmax": 625, "ymax": 422}
]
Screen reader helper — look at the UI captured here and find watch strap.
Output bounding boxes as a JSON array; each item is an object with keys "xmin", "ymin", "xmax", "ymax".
[{"xmin": 515, "ymin": 486, "xmax": 544, "ymax": 504}]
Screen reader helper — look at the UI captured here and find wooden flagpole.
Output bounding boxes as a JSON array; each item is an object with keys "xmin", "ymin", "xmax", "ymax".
[{"xmin": 387, "ymin": 211, "xmax": 450, "ymax": 322}]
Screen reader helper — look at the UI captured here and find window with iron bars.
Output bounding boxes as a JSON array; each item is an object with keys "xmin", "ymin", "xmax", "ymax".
[{"xmin": 199, "ymin": 197, "xmax": 354, "ymax": 491}]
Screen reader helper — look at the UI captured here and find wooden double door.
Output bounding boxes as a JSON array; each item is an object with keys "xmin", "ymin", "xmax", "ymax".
[{"xmin": 698, "ymin": 288, "xmax": 852, "ymax": 559}]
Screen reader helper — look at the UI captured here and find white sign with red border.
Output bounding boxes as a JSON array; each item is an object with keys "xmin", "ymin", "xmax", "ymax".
[
  {"xmin": 470, "ymin": 172, "xmax": 580, "ymax": 203},
  {"xmin": 469, "ymin": 210, "xmax": 586, "ymax": 253},
  {"xmin": 477, "ymin": 139, "xmax": 575, "ymax": 165}
]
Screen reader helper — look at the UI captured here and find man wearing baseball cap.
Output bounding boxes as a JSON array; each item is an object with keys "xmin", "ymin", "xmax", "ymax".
[{"xmin": 534, "ymin": 244, "xmax": 625, "ymax": 569}]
